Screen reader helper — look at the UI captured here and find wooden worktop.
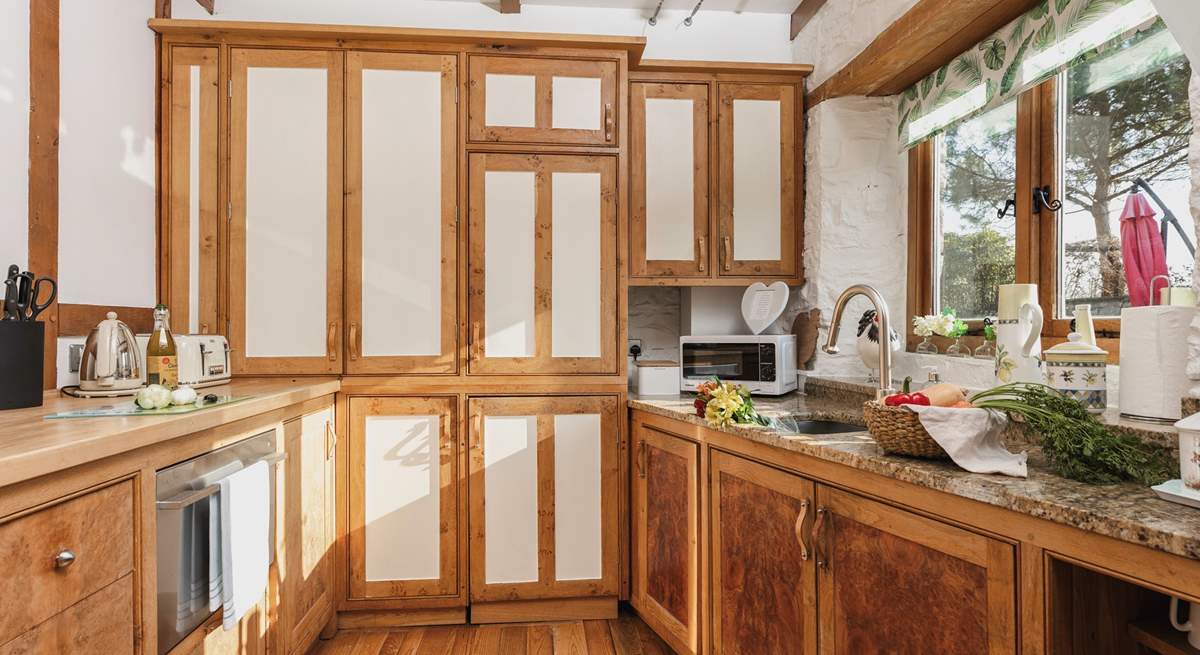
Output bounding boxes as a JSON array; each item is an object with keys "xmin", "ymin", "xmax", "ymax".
[{"xmin": 0, "ymin": 377, "xmax": 340, "ymax": 489}]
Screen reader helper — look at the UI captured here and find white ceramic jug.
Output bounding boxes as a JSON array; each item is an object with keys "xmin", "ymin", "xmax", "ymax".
[
  {"xmin": 1170, "ymin": 597, "xmax": 1200, "ymax": 649},
  {"xmin": 994, "ymin": 284, "xmax": 1043, "ymax": 384}
]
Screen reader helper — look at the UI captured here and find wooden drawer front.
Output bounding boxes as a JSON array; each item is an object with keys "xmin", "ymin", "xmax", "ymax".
[
  {"xmin": 468, "ymin": 55, "xmax": 618, "ymax": 146},
  {"xmin": 0, "ymin": 480, "xmax": 136, "ymax": 646},
  {"xmin": 0, "ymin": 574, "xmax": 135, "ymax": 655}
]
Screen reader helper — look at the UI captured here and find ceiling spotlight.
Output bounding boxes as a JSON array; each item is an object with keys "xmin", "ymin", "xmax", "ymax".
[
  {"xmin": 648, "ymin": 0, "xmax": 664, "ymax": 26},
  {"xmin": 684, "ymin": 0, "xmax": 704, "ymax": 26}
]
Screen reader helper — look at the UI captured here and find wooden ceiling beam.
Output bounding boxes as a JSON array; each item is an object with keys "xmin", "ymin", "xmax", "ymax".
[
  {"xmin": 499, "ymin": 0, "xmax": 521, "ymax": 14},
  {"xmin": 790, "ymin": 0, "xmax": 827, "ymax": 40},
  {"xmin": 808, "ymin": 0, "xmax": 1042, "ymax": 106}
]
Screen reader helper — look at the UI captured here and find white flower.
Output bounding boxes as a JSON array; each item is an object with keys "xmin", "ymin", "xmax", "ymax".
[
  {"xmin": 912, "ymin": 315, "xmax": 933, "ymax": 337},
  {"xmin": 931, "ymin": 314, "xmax": 957, "ymax": 337}
]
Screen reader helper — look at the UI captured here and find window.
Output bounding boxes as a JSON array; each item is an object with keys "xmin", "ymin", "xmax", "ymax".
[
  {"xmin": 935, "ymin": 100, "xmax": 1018, "ymax": 319},
  {"xmin": 910, "ymin": 18, "xmax": 1193, "ymax": 350}
]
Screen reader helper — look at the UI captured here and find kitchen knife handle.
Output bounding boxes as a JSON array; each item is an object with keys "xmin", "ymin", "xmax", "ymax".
[
  {"xmin": 697, "ymin": 237, "xmax": 706, "ymax": 272},
  {"xmin": 327, "ymin": 322, "xmax": 338, "ymax": 361},
  {"xmin": 349, "ymin": 322, "xmax": 359, "ymax": 361}
]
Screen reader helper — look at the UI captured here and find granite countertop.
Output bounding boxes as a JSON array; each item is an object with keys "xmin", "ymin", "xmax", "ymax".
[{"xmin": 629, "ymin": 379, "xmax": 1200, "ymax": 562}]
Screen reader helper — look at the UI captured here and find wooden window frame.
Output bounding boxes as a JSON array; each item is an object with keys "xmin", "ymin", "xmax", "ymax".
[{"xmin": 906, "ymin": 77, "xmax": 1122, "ymax": 360}]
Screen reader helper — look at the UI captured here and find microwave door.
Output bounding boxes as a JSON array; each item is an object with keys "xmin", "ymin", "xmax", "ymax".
[{"xmin": 682, "ymin": 343, "xmax": 759, "ymax": 381}]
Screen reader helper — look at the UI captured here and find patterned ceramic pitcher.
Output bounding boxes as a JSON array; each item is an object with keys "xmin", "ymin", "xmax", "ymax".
[{"xmin": 994, "ymin": 284, "xmax": 1043, "ymax": 384}]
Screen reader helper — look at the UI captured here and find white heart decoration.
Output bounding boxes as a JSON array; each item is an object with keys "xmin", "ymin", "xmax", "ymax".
[{"xmin": 741, "ymin": 281, "xmax": 790, "ymax": 335}]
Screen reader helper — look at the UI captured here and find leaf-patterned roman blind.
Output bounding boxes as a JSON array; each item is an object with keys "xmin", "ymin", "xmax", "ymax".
[{"xmin": 898, "ymin": 0, "xmax": 1161, "ymax": 150}]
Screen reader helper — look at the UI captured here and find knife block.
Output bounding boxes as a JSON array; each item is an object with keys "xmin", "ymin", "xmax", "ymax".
[{"xmin": 0, "ymin": 321, "xmax": 44, "ymax": 410}]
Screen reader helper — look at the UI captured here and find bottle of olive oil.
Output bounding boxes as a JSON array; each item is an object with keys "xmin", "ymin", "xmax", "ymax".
[{"xmin": 146, "ymin": 304, "xmax": 178, "ymax": 388}]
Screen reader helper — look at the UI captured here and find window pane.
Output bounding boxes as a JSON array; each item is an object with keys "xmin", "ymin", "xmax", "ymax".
[
  {"xmin": 935, "ymin": 100, "xmax": 1018, "ymax": 319},
  {"xmin": 1060, "ymin": 20, "xmax": 1193, "ymax": 317}
]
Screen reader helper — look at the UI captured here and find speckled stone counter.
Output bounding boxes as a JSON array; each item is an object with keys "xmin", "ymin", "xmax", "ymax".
[{"xmin": 629, "ymin": 384, "xmax": 1200, "ymax": 562}]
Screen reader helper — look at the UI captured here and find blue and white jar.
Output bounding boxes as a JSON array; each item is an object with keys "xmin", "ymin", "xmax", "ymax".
[{"xmin": 1043, "ymin": 333, "xmax": 1108, "ymax": 414}]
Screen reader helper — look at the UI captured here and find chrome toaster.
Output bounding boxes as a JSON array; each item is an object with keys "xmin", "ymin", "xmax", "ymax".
[{"xmin": 137, "ymin": 334, "xmax": 232, "ymax": 388}]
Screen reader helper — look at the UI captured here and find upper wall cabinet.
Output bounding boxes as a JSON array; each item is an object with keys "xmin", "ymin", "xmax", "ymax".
[
  {"xmin": 630, "ymin": 82, "xmax": 709, "ymax": 279},
  {"xmin": 229, "ymin": 49, "xmax": 344, "ymax": 374},
  {"xmin": 467, "ymin": 153, "xmax": 619, "ymax": 375},
  {"xmin": 468, "ymin": 56, "xmax": 618, "ymax": 146},
  {"xmin": 162, "ymin": 46, "xmax": 219, "ymax": 335},
  {"xmin": 345, "ymin": 52, "xmax": 458, "ymax": 374},
  {"xmin": 717, "ymin": 83, "xmax": 798, "ymax": 278}
]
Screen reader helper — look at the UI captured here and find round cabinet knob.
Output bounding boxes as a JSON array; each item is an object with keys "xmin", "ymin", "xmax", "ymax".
[{"xmin": 54, "ymin": 550, "xmax": 76, "ymax": 569}]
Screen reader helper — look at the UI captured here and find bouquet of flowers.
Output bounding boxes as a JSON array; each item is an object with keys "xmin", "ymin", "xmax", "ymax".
[
  {"xmin": 912, "ymin": 309, "xmax": 966, "ymax": 337},
  {"xmin": 693, "ymin": 378, "xmax": 770, "ymax": 428}
]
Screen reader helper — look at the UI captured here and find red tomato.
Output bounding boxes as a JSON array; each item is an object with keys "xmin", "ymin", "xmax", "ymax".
[{"xmin": 883, "ymin": 394, "xmax": 910, "ymax": 406}]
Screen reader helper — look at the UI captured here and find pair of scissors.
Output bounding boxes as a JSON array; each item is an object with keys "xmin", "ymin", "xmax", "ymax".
[{"xmin": 3, "ymin": 265, "xmax": 56, "ymax": 321}]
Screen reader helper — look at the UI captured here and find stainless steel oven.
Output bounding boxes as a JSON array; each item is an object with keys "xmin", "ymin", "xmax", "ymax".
[
  {"xmin": 154, "ymin": 430, "xmax": 283, "ymax": 654},
  {"xmin": 679, "ymin": 334, "xmax": 797, "ymax": 395}
]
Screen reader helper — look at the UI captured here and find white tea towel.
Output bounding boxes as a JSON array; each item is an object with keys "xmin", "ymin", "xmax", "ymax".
[
  {"xmin": 908, "ymin": 405, "xmax": 1028, "ymax": 477},
  {"xmin": 218, "ymin": 460, "xmax": 270, "ymax": 631},
  {"xmin": 195, "ymin": 460, "xmax": 243, "ymax": 613}
]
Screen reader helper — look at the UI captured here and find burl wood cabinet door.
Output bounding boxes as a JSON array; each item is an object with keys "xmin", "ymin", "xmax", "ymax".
[
  {"xmin": 716, "ymin": 83, "xmax": 799, "ymax": 278},
  {"xmin": 279, "ymin": 406, "xmax": 336, "ymax": 654},
  {"xmin": 631, "ymin": 421, "xmax": 701, "ymax": 655},
  {"xmin": 815, "ymin": 485, "xmax": 1017, "ymax": 655},
  {"xmin": 709, "ymin": 451, "xmax": 817, "ymax": 655},
  {"xmin": 630, "ymin": 82, "xmax": 710, "ymax": 279}
]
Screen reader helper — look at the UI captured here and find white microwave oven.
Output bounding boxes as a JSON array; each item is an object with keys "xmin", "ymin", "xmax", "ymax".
[{"xmin": 679, "ymin": 334, "xmax": 797, "ymax": 396}]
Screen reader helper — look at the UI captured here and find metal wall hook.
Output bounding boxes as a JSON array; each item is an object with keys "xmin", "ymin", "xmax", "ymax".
[
  {"xmin": 1032, "ymin": 185, "xmax": 1062, "ymax": 214},
  {"xmin": 648, "ymin": 0, "xmax": 664, "ymax": 25},
  {"xmin": 684, "ymin": 0, "xmax": 704, "ymax": 26}
]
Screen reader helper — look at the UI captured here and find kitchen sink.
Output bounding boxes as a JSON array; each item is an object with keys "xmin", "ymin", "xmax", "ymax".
[{"xmin": 786, "ymin": 419, "xmax": 866, "ymax": 435}]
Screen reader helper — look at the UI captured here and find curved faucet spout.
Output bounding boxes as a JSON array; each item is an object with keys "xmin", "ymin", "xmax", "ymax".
[{"xmin": 823, "ymin": 284, "xmax": 895, "ymax": 399}]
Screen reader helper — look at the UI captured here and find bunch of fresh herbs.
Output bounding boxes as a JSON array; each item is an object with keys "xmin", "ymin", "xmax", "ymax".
[{"xmin": 969, "ymin": 383, "xmax": 1174, "ymax": 485}]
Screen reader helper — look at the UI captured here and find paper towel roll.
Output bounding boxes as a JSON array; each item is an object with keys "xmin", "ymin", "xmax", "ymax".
[{"xmin": 1119, "ymin": 305, "xmax": 1197, "ymax": 421}]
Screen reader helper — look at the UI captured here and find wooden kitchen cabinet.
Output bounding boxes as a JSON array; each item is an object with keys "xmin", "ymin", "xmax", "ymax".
[
  {"xmin": 347, "ymin": 397, "xmax": 461, "ymax": 603},
  {"xmin": 279, "ymin": 406, "xmax": 336, "ymax": 654},
  {"xmin": 630, "ymin": 82, "xmax": 710, "ymax": 279},
  {"xmin": 345, "ymin": 51, "xmax": 459, "ymax": 374},
  {"xmin": 229, "ymin": 48, "xmax": 344, "ymax": 375},
  {"xmin": 631, "ymin": 421, "xmax": 702, "ymax": 655},
  {"xmin": 161, "ymin": 45, "xmax": 220, "ymax": 336},
  {"xmin": 716, "ymin": 83, "xmax": 798, "ymax": 278},
  {"xmin": 709, "ymin": 450, "xmax": 817, "ymax": 655},
  {"xmin": 468, "ymin": 55, "xmax": 618, "ymax": 146},
  {"xmin": 814, "ymin": 485, "xmax": 1017, "ymax": 654},
  {"xmin": 467, "ymin": 396, "xmax": 620, "ymax": 611},
  {"xmin": 466, "ymin": 153, "xmax": 619, "ymax": 376}
]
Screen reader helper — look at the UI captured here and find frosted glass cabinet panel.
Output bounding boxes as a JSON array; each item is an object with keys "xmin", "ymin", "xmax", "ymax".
[
  {"xmin": 630, "ymin": 82, "xmax": 709, "ymax": 278},
  {"xmin": 468, "ymin": 56, "xmax": 617, "ymax": 146},
  {"xmin": 467, "ymin": 153, "xmax": 618, "ymax": 375},
  {"xmin": 163, "ymin": 46, "xmax": 219, "ymax": 335},
  {"xmin": 345, "ymin": 52, "xmax": 458, "ymax": 374},
  {"xmin": 717, "ymin": 83, "xmax": 798, "ymax": 278},
  {"xmin": 348, "ymin": 397, "xmax": 460, "ymax": 601},
  {"xmin": 467, "ymin": 396, "xmax": 619, "ymax": 602},
  {"xmin": 229, "ymin": 49, "xmax": 344, "ymax": 374}
]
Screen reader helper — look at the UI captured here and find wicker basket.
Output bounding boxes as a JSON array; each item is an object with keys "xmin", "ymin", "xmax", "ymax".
[{"xmin": 861, "ymin": 401, "xmax": 949, "ymax": 459}]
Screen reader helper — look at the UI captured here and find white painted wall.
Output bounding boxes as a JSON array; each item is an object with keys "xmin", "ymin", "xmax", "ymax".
[
  {"xmin": 58, "ymin": 0, "xmax": 157, "ymax": 307},
  {"xmin": 790, "ymin": 0, "xmax": 918, "ymax": 88},
  {"xmin": 0, "ymin": 1, "xmax": 29, "ymax": 272},
  {"xmin": 173, "ymin": 0, "xmax": 795, "ymax": 62}
]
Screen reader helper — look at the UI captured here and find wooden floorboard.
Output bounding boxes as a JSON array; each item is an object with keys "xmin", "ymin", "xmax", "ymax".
[{"xmin": 311, "ymin": 608, "xmax": 673, "ymax": 655}]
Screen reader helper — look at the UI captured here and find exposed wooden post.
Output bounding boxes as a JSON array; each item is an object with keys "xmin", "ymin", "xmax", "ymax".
[
  {"xmin": 790, "ymin": 0, "xmax": 827, "ymax": 40},
  {"xmin": 29, "ymin": 0, "xmax": 60, "ymax": 390},
  {"xmin": 155, "ymin": 0, "xmax": 171, "ymax": 18},
  {"xmin": 499, "ymin": 0, "xmax": 520, "ymax": 14}
]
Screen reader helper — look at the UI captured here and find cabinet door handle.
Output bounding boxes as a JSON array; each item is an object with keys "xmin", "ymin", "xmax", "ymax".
[
  {"xmin": 349, "ymin": 322, "xmax": 359, "ymax": 361},
  {"xmin": 54, "ymin": 550, "xmax": 76, "ymax": 569},
  {"xmin": 697, "ymin": 237, "xmax": 706, "ymax": 272},
  {"xmin": 604, "ymin": 103, "xmax": 614, "ymax": 141},
  {"xmin": 471, "ymin": 413, "xmax": 483, "ymax": 451},
  {"xmin": 794, "ymin": 500, "xmax": 810, "ymax": 561},
  {"xmin": 637, "ymin": 441, "xmax": 646, "ymax": 478},
  {"xmin": 324, "ymin": 420, "xmax": 337, "ymax": 461},
  {"xmin": 813, "ymin": 506, "xmax": 828, "ymax": 569},
  {"xmin": 722, "ymin": 236, "xmax": 732, "ymax": 271},
  {"xmin": 471, "ymin": 322, "xmax": 481, "ymax": 360},
  {"xmin": 327, "ymin": 322, "xmax": 338, "ymax": 361}
]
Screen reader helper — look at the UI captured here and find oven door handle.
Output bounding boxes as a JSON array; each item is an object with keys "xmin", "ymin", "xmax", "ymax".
[{"xmin": 156, "ymin": 452, "xmax": 287, "ymax": 510}]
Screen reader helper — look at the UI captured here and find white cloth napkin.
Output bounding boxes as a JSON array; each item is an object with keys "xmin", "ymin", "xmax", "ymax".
[
  {"xmin": 907, "ymin": 405, "xmax": 1028, "ymax": 478},
  {"xmin": 218, "ymin": 460, "xmax": 270, "ymax": 631}
]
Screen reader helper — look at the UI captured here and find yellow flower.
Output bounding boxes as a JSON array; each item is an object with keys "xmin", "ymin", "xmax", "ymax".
[{"xmin": 704, "ymin": 384, "xmax": 745, "ymax": 427}]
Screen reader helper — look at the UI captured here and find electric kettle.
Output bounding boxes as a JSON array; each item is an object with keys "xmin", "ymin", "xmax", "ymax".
[{"xmin": 79, "ymin": 312, "xmax": 145, "ymax": 393}]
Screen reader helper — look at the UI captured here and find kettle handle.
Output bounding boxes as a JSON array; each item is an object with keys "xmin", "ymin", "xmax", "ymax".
[
  {"xmin": 1019, "ymin": 302, "xmax": 1043, "ymax": 358},
  {"xmin": 94, "ymin": 313, "xmax": 117, "ymax": 386}
]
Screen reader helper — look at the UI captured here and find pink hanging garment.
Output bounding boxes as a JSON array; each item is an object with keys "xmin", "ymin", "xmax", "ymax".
[{"xmin": 1119, "ymin": 191, "xmax": 1168, "ymax": 306}]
